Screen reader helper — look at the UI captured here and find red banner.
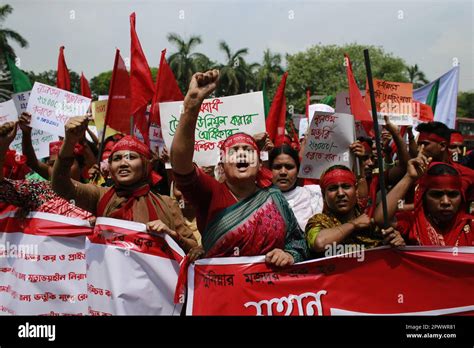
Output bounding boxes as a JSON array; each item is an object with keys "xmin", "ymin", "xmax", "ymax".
[{"xmin": 187, "ymin": 246, "xmax": 474, "ymax": 315}]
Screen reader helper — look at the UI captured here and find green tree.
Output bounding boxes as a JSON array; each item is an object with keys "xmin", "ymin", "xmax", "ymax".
[
  {"xmin": 26, "ymin": 70, "xmax": 81, "ymax": 94},
  {"xmin": 255, "ymin": 49, "xmax": 284, "ymax": 93},
  {"xmin": 215, "ymin": 41, "xmax": 254, "ymax": 96},
  {"xmin": 406, "ymin": 64, "xmax": 429, "ymax": 89},
  {"xmin": 457, "ymin": 91, "xmax": 474, "ymax": 118},
  {"xmin": 286, "ymin": 43, "xmax": 409, "ymax": 113},
  {"xmin": 166, "ymin": 33, "xmax": 211, "ymax": 92},
  {"xmin": 0, "ymin": 4, "xmax": 29, "ymax": 101},
  {"xmin": 89, "ymin": 68, "xmax": 158, "ymax": 99}
]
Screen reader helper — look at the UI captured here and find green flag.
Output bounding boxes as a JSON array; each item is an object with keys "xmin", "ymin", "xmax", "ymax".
[
  {"xmin": 6, "ymin": 55, "xmax": 32, "ymax": 93},
  {"xmin": 425, "ymin": 79, "xmax": 439, "ymax": 114},
  {"xmin": 320, "ymin": 95, "xmax": 335, "ymax": 107},
  {"xmin": 262, "ymin": 80, "xmax": 270, "ymax": 118}
]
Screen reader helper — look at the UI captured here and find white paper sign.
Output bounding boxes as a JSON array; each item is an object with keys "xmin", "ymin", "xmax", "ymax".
[
  {"xmin": 0, "ymin": 100, "xmax": 18, "ymax": 124},
  {"xmin": 10, "ymin": 129, "xmax": 59, "ymax": 159},
  {"xmin": 160, "ymin": 92, "xmax": 266, "ymax": 166},
  {"xmin": 27, "ymin": 82, "xmax": 91, "ymax": 137},
  {"xmin": 299, "ymin": 118, "xmax": 309, "ymax": 139},
  {"xmin": 11, "ymin": 91, "xmax": 31, "ymax": 115},
  {"xmin": 299, "ymin": 112, "xmax": 355, "ymax": 179}
]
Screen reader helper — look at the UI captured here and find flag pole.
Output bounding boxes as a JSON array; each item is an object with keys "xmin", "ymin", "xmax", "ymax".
[{"xmin": 363, "ymin": 49, "xmax": 389, "ymax": 228}]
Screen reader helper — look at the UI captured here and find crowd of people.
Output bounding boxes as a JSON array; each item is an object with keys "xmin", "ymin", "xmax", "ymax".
[{"xmin": 0, "ymin": 69, "xmax": 473, "ymax": 270}]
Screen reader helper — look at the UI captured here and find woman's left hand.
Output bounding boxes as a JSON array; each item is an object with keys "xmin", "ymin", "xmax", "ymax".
[{"xmin": 265, "ymin": 248, "xmax": 294, "ymax": 267}]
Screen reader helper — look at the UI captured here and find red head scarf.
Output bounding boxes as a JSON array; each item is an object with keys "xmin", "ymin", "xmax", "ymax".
[
  {"xmin": 49, "ymin": 141, "xmax": 84, "ymax": 157},
  {"xmin": 411, "ymin": 162, "xmax": 472, "ymax": 246},
  {"xmin": 417, "ymin": 132, "xmax": 447, "ymax": 144},
  {"xmin": 110, "ymin": 135, "xmax": 151, "ymax": 159},
  {"xmin": 3, "ymin": 150, "xmax": 30, "ymax": 180},
  {"xmin": 450, "ymin": 132, "xmax": 464, "ymax": 145},
  {"xmin": 221, "ymin": 133, "xmax": 272, "ymax": 188},
  {"xmin": 320, "ymin": 168, "xmax": 356, "ymax": 192}
]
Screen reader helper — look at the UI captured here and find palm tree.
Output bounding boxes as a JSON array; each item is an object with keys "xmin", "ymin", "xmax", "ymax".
[
  {"xmin": 406, "ymin": 64, "xmax": 429, "ymax": 89},
  {"xmin": 255, "ymin": 49, "xmax": 284, "ymax": 92},
  {"xmin": 215, "ymin": 41, "xmax": 253, "ymax": 96},
  {"xmin": 166, "ymin": 33, "xmax": 210, "ymax": 92},
  {"xmin": 0, "ymin": 4, "xmax": 29, "ymax": 101}
]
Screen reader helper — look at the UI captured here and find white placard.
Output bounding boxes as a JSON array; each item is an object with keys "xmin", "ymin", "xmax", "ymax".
[
  {"xmin": 27, "ymin": 82, "xmax": 91, "ymax": 137},
  {"xmin": 10, "ymin": 129, "xmax": 59, "ymax": 160},
  {"xmin": 11, "ymin": 91, "xmax": 31, "ymax": 115},
  {"xmin": 0, "ymin": 100, "xmax": 18, "ymax": 124},
  {"xmin": 160, "ymin": 92, "xmax": 266, "ymax": 167},
  {"xmin": 299, "ymin": 112, "xmax": 355, "ymax": 179}
]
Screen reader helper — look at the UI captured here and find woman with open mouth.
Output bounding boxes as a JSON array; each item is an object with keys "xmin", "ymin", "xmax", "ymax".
[
  {"xmin": 269, "ymin": 143, "xmax": 323, "ymax": 231},
  {"xmin": 171, "ymin": 70, "xmax": 308, "ymax": 267},
  {"xmin": 51, "ymin": 119, "xmax": 198, "ymax": 253}
]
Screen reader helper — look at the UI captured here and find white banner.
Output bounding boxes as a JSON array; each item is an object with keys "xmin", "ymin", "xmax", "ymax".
[
  {"xmin": 27, "ymin": 82, "xmax": 91, "ymax": 137},
  {"xmin": 299, "ymin": 112, "xmax": 355, "ymax": 179},
  {"xmin": 0, "ymin": 100, "xmax": 18, "ymax": 124},
  {"xmin": 160, "ymin": 92, "xmax": 266, "ymax": 166}
]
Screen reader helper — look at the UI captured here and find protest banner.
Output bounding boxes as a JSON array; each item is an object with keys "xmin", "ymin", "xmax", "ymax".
[
  {"xmin": 336, "ymin": 91, "xmax": 370, "ymax": 139},
  {"xmin": 299, "ymin": 112, "xmax": 355, "ymax": 179},
  {"xmin": 27, "ymin": 82, "xmax": 91, "ymax": 137},
  {"xmin": 365, "ymin": 79, "xmax": 414, "ymax": 125},
  {"xmin": 186, "ymin": 246, "xmax": 474, "ymax": 316},
  {"xmin": 0, "ymin": 210, "xmax": 91, "ymax": 315},
  {"xmin": 10, "ymin": 129, "xmax": 58, "ymax": 160},
  {"xmin": 85, "ymin": 217, "xmax": 184, "ymax": 315},
  {"xmin": 91, "ymin": 100, "xmax": 119, "ymax": 140},
  {"xmin": 160, "ymin": 92, "xmax": 266, "ymax": 166},
  {"xmin": 11, "ymin": 91, "xmax": 31, "ymax": 115},
  {"xmin": 0, "ymin": 100, "xmax": 18, "ymax": 124}
]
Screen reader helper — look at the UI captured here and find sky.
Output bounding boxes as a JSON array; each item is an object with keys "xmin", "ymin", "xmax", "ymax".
[{"xmin": 3, "ymin": 0, "xmax": 474, "ymax": 91}]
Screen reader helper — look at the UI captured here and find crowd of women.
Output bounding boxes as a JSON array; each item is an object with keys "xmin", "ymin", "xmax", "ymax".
[{"xmin": 0, "ymin": 69, "xmax": 472, "ymax": 269}]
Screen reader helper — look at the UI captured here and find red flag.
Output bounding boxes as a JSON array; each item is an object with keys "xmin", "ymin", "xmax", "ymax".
[
  {"xmin": 305, "ymin": 89, "xmax": 310, "ymax": 121},
  {"xmin": 104, "ymin": 49, "xmax": 131, "ymax": 135},
  {"xmin": 130, "ymin": 12, "xmax": 155, "ymax": 142},
  {"xmin": 80, "ymin": 72, "xmax": 91, "ymax": 98},
  {"xmin": 149, "ymin": 49, "xmax": 184, "ymax": 127},
  {"xmin": 344, "ymin": 54, "xmax": 373, "ymax": 136},
  {"xmin": 413, "ymin": 100, "xmax": 434, "ymax": 122},
  {"xmin": 266, "ymin": 72, "xmax": 288, "ymax": 146},
  {"xmin": 57, "ymin": 46, "xmax": 71, "ymax": 91}
]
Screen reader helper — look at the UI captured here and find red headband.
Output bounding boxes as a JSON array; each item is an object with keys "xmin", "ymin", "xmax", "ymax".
[
  {"xmin": 221, "ymin": 133, "xmax": 259, "ymax": 154},
  {"xmin": 320, "ymin": 169, "xmax": 356, "ymax": 192},
  {"xmin": 418, "ymin": 132, "xmax": 447, "ymax": 144},
  {"xmin": 450, "ymin": 133, "xmax": 464, "ymax": 145},
  {"xmin": 49, "ymin": 141, "xmax": 84, "ymax": 157},
  {"xmin": 422, "ymin": 174, "xmax": 462, "ymax": 191},
  {"xmin": 111, "ymin": 136, "xmax": 151, "ymax": 159},
  {"xmin": 361, "ymin": 141, "xmax": 372, "ymax": 155}
]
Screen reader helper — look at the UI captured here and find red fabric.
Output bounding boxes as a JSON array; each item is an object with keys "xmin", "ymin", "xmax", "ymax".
[
  {"xmin": 320, "ymin": 169, "xmax": 356, "ymax": 192},
  {"xmin": 130, "ymin": 12, "xmax": 155, "ymax": 144},
  {"xmin": 266, "ymin": 72, "xmax": 288, "ymax": 144},
  {"xmin": 423, "ymin": 174, "xmax": 462, "ymax": 192},
  {"xmin": 96, "ymin": 184, "xmax": 158, "ymax": 221},
  {"xmin": 174, "ymin": 166, "xmax": 238, "ymax": 233},
  {"xmin": 104, "ymin": 49, "xmax": 132, "ymax": 135},
  {"xmin": 288, "ymin": 119, "xmax": 300, "ymax": 151},
  {"xmin": 418, "ymin": 132, "xmax": 446, "ymax": 144},
  {"xmin": 450, "ymin": 133, "xmax": 464, "ymax": 145},
  {"xmin": 3, "ymin": 150, "xmax": 30, "ymax": 180},
  {"xmin": 344, "ymin": 54, "xmax": 373, "ymax": 136},
  {"xmin": 413, "ymin": 100, "xmax": 434, "ymax": 122},
  {"xmin": 111, "ymin": 135, "xmax": 151, "ymax": 159},
  {"xmin": 56, "ymin": 46, "xmax": 71, "ymax": 91},
  {"xmin": 80, "ymin": 72, "xmax": 92, "ymax": 98},
  {"xmin": 149, "ymin": 49, "xmax": 184, "ymax": 127},
  {"xmin": 450, "ymin": 160, "xmax": 474, "ymax": 195},
  {"xmin": 49, "ymin": 141, "xmax": 83, "ymax": 157},
  {"xmin": 396, "ymin": 162, "xmax": 473, "ymax": 246}
]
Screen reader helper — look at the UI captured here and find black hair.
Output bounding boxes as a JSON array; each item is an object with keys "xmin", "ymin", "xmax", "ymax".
[
  {"xmin": 357, "ymin": 136, "xmax": 373, "ymax": 148},
  {"xmin": 426, "ymin": 163, "xmax": 459, "ymax": 176},
  {"xmin": 415, "ymin": 122, "xmax": 451, "ymax": 142},
  {"xmin": 269, "ymin": 144, "xmax": 300, "ymax": 171}
]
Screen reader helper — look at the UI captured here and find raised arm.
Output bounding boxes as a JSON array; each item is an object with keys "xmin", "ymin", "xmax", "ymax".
[
  {"xmin": 52, "ymin": 116, "xmax": 100, "ymax": 212},
  {"xmin": 19, "ymin": 112, "xmax": 50, "ymax": 179},
  {"xmin": 374, "ymin": 150, "xmax": 431, "ymax": 227},
  {"xmin": 384, "ymin": 116, "xmax": 410, "ymax": 185},
  {"xmin": 170, "ymin": 70, "xmax": 219, "ymax": 175}
]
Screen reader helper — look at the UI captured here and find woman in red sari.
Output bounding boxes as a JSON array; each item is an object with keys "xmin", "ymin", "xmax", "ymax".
[
  {"xmin": 171, "ymin": 70, "xmax": 308, "ymax": 266},
  {"xmin": 374, "ymin": 154, "xmax": 473, "ymax": 246}
]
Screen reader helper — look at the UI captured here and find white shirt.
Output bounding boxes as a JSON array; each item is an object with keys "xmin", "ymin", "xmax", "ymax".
[{"xmin": 282, "ymin": 185, "xmax": 323, "ymax": 231}]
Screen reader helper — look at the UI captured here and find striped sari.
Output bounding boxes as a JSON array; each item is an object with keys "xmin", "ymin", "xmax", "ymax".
[{"xmin": 202, "ymin": 187, "xmax": 308, "ymax": 263}]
